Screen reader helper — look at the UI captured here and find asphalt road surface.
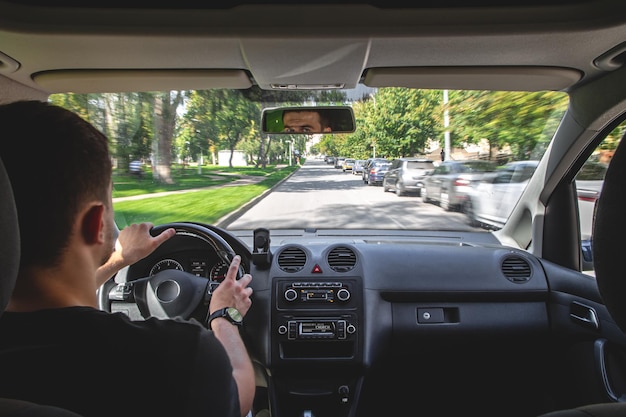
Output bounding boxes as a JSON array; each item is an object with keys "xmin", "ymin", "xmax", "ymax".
[{"xmin": 223, "ymin": 158, "xmax": 482, "ymax": 232}]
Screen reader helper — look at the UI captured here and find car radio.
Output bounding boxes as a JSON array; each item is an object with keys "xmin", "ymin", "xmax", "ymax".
[
  {"xmin": 277, "ymin": 318, "xmax": 357, "ymax": 340},
  {"xmin": 272, "ymin": 278, "xmax": 362, "ymax": 361},
  {"xmin": 277, "ymin": 280, "xmax": 357, "ymax": 309}
]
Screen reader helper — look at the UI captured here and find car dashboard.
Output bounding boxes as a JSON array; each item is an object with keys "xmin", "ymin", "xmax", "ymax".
[{"xmin": 102, "ymin": 224, "xmax": 621, "ymax": 417}]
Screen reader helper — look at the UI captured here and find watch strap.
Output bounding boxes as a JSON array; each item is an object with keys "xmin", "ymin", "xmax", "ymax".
[{"xmin": 208, "ymin": 307, "xmax": 242, "ymax": 327}]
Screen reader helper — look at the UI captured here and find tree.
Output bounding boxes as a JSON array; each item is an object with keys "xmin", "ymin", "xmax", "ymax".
[
  {"xmin": 449, "ymin": 90, "xmax": 568, "ymax": 161},
  {"xmin": 351, "ymin": 88, "xmax": 442, "ymax": 158}
]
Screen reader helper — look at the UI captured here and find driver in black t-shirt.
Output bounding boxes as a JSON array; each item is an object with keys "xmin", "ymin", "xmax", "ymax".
[{"xmin": 0, "ymin": 100, "xmax": 255, "ymax": 417}]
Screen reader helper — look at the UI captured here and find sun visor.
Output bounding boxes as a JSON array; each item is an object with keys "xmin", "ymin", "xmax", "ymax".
[
  {"xmin": 32, "ymin": 69, "xmax": 252, "ymax": 94},
  {"xmin": 363, "ymin": 67, "xmax": 582, "ymax": 92}
]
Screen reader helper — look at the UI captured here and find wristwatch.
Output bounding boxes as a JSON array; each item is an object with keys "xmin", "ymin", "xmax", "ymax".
[{"xmin": 208, "ymin": 307, "xmax": 243, "ymax": 327}]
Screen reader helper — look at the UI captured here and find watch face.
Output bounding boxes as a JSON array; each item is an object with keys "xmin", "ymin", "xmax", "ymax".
[{"xmin": 226, "ymin": 307, "xmax": 243, "ymax": 323}]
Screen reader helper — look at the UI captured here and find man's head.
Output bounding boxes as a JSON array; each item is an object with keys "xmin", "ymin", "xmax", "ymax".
[
  {"xmin": 283, "ymin": 110, "xmax": 332, "ymax": 133},
  {"xmin": 0, "ymin": 100, "xmax": 115, "ymax": 270}
]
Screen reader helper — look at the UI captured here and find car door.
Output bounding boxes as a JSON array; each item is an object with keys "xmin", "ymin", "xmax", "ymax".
[
  {"xmin": 423, "ymin": 163, "xmax": 448, "ymax": 203},
  {"xmin": 470, "ymin": 171, "xmax": 506, "ymax": 224},
  {"xmin": 383, "ymin": 159, "xmax": 401, "ymax": 191}
]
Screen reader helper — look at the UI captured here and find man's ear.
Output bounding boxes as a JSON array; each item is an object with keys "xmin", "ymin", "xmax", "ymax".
[{"xmin": 81, "ymin": 204, "xmax": 105, "ymax": 245}]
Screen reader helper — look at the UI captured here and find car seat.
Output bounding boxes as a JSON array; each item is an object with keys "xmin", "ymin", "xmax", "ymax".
[
  {"xmin": 537, "ymin": 134, "xmax": 626, "ymax": 416},
  {"xmin": 0, "ymin": 157, "xmax": 83, "ymax": 416}
]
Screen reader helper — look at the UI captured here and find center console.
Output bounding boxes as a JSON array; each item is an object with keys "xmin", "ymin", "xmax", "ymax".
[{"xmin": 270, "ymin": 277, "xmax": 364, "ymax": 417}]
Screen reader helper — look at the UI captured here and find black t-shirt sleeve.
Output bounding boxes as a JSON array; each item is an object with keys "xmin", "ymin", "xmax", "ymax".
[{"xmin": 183, "ymin": 324, "xmax": 240, "ymax": 417}]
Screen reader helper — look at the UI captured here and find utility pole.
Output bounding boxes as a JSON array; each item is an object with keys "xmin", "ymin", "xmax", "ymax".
[{"xmin": 443, "ymin": 89, "xmax": 451, "ymax": 161}]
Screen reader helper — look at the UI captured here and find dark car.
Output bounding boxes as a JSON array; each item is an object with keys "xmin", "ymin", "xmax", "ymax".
[
  {"xmin": 362, "ymin": 158, "xmax": 388, "ymax": 184},
  {"xmin": 383, "ymin": 157, "xmax": 435, "ymax": 196},
  {"xmin": 422, "ymin": 159, "xmax": 498, "ymax": 211},
  {"xmin": 365, "ymin": 160, "xmax": 391, "ymax": 186}
]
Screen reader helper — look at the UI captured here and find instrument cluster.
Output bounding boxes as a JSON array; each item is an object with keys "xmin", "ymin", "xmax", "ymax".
[{"xmin": 147, "ymin": 253, "xmax": 230, "ymax": 282}]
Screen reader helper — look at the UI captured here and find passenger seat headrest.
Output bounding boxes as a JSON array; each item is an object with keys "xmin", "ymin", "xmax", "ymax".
[{"xmin": 593, "ymin": 131, "xmax": 626, "ymax": 333}]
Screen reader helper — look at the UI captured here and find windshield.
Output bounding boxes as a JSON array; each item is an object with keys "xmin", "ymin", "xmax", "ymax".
[{"xmin": 49, "ymin": 87, "xmax": 568, "ymax": 232}]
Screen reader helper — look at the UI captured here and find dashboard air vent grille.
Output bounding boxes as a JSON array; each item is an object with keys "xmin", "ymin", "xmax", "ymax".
[
  {"xmin": 328, "ymin": 246, "xmax": 357, "ymax": 272},
  {"xmin": 277, "ymin": 247, "xmax": 306, "ymax": 272},
  {"xmin": 501, "ymin": 256, "xmax": 532, "ymax": 283}
]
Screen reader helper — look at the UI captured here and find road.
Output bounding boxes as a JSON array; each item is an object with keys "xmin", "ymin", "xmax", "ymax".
[{"xmin": 222, "ymin": 158, "xmax": 480, "ymax": 231}]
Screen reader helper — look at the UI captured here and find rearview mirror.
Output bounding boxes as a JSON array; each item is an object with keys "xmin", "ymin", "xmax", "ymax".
[{"xmin": 262, "ymin": 106, "xmax": 356, "ymax": 134}]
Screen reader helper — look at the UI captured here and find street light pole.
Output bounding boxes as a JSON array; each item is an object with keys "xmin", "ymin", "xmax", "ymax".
[
  {"xmin": 443, "ymin": 89, "xmax": 450, "ymax": 161},
  {"xmin": 370, "ymin": 93, "xmax": 377, "ymax": 158}
]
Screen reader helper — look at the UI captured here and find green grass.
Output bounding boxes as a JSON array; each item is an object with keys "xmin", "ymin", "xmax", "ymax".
[
  {"xmin": 113, "ymin": 165, "xmax": 297, "ymax": 227},
  {"xmin": 112, "ymin": 164, "xmax": 278, "ymax": 198}
]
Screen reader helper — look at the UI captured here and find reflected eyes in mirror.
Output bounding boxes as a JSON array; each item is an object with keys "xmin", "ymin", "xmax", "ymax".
[{"xmin": 262, "ymin": 106, "xmax": 356, "ymax": 134}]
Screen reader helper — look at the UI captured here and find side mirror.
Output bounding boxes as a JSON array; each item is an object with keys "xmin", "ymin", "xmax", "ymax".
[{"xmin": 262, "ymin": 106, "xmax": 356, "ymax": 134}]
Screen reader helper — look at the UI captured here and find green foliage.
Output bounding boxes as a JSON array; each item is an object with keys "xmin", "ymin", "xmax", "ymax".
[
  {"xmin": 449, "ymin": 90, "xmax": 568, "ymax": 159},
  {"xmin": 52, "ymin": 87, "xmax": 573, "ymax": 172},
  {"xmin": 347, "ymin": 89, "xmax": 442, "ymax": 158}
]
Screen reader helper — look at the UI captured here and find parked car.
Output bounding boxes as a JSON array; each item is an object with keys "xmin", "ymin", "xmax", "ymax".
[
  {"xmin": 575, "ymin": 160, "xmax": 608, "ymax": 240},
  {"xmin": 466, "ymin": 160, "xmax": 540, "ymax": 229},
  {"xmin": 3, "ymin": 1, "xmax": 626, "ymax": 417},
  {"xmin": 334, "ymin": 156, "xmax": 346, "ymax": 169},
  {"xmin": 383, "ymin": 157, "xmax": 435, "ymax": 196},
  {"xmin": 422, "ymin": 159, "xmax": 498, "ymax": 211},
  {"xmin": 352, "ymin": 159, "xmax": 366, "ymax": 175},
  {"xmin": 362, "ymin": 158, "xmax": 388, "ymax": 184},
  {"xmin": 342, "ymin": 158, "xmax": 356, "ymax": 172},
  {"xmin": 365, "ymin": 160, "xmax": 391, "ymax": 186},
  {"xmin": 325, "ymin": 156, "xmax": 335, "ymax": 165}
]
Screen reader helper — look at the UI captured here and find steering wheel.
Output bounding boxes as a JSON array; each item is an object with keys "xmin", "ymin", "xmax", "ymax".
[{"xmin": 101, "ymin": 222, "xmax": 244, "ymax": 325}]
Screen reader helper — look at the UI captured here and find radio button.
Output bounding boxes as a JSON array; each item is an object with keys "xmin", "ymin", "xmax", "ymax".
[
  {"xmin": 347, "ymin": 324, "xmax": 356, "ymax": 334},
  {"xmin": 288, "ymin": 321, "xmax": 297, "ymax": 339},
  {"xmin": 337, "ymin": 320, "xmax": 346, "ymax": 339},
  {"xmin": 278, "ymin": 325, "xmax": 287, "ymax": 335},
  {"xmin": 337, "ymin": 288, "xmax": 351, "ymax": 301},
  {"xmin": 284, "ymin": 288, "xmax": 298, "ymax": 301}
]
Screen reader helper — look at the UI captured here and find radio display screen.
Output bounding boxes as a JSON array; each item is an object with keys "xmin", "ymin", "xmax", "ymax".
[{"xmin": 300, "ymin": 322, "xmax": 335, "ymax": 333}]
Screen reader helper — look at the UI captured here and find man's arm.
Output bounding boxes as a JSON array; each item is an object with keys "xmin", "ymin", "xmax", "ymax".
[
  {"xmin": 209, "ymin": 255, "xmax": 255, "ymax": 417},
  {"xmin": 96, "ymin": 223, "xmax": 176, "ymax": 286}
]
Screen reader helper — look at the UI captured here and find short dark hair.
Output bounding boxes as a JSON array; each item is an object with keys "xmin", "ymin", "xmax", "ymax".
[
  {"xmin": 282, "ymin": 109, "xmax": 332, "ymax": 129},
  {"xmin": 314, "ymin": 109, "xmax": 332, "ymax": 129},
  {"xmin": 0, "ymin": 100, "xmax": 112, "ymax": 268}
]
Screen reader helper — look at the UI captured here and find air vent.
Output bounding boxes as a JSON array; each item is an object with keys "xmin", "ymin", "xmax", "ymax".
[
  {"xmin": 328, "ymin": 246, "xmax": 357, "ymax": 272},
  {"xmin": 277, "ymin": 247, "xmax": 306, "ymax": 272},
  {"xmin": 501, "ymin": 256, "xmax": 532, "ymax": 283}
]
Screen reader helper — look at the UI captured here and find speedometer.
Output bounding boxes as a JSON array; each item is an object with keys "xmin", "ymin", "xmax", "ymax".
[
  {"xmin": 209, "ymin": 260, "xmax": 229, "ymax": 282},
  {"xmin": 210, "ymin": 260, "xmax": 245, "ymax": 282},
  {"xmin": 149, "ymin": 259, "xmax": 184, "ymax": 276}
]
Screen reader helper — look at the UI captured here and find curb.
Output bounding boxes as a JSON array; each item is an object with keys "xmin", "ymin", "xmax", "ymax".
[{"xmin": 215, "ymin": 165, "xmax": 300, "ymax": 229}]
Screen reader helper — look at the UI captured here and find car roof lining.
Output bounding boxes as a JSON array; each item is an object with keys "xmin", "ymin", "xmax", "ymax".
[{"xmin": 0, "ymin": 0, "xmax": 625, "ymax": 95}]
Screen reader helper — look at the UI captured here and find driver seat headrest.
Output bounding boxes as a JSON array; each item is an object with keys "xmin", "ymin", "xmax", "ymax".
[{"xmin": 0, "ymin": 156, "xmax": 86, "ymax": 416}]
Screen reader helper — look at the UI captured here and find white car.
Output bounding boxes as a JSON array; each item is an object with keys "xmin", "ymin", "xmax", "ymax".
[
  {"xmin": 576, "ymin": 161, "xmax": 608, "ymax": 240},
  {"xmin": 466, "ymin": 160, "xmax": 539, "ymax": 230}
]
